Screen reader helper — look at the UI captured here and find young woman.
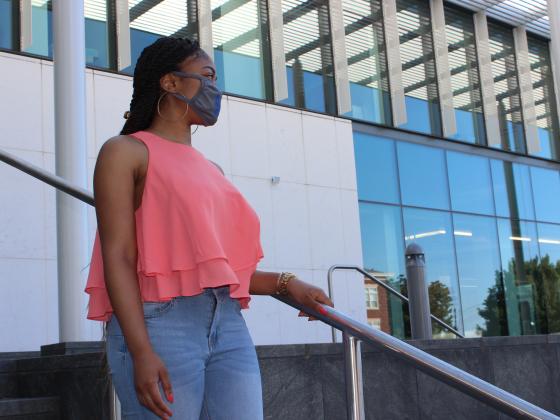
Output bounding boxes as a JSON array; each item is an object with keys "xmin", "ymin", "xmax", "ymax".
[{"xmin": 84, "ymin": 37, "xmax": 334, "ymax": 419}]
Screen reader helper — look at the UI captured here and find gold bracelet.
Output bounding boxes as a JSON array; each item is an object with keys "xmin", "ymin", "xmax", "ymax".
[{"xmin": 275, "ymin": 272, "xmax": 296, "ymax": 295}]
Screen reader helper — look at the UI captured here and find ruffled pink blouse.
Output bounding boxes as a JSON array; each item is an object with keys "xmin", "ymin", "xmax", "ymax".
[{"xmin": 84, "ymin": 130, "xmax": 264, "ymax": 321}]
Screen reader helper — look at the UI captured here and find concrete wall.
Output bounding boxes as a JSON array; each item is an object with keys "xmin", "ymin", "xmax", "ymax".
[
  {"xmin": 0, "ymin": 51, "xmax": 366, "ymax": 351},
  {"xmin": 257, "ymin": 335, "xmax": 560, "ymax": 419}
]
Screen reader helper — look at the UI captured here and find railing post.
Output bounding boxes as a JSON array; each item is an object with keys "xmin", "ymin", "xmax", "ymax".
[
  {"xmin": 110, "ymin": 383, "xmax": 121, "ymax": 420},
  {"xmin": 405, "ymin": 243, "xmax": 433, "ymax": 340},
  {"xmin": 343, "ymin": 333, "xmax": 365, "ymax": 420}
]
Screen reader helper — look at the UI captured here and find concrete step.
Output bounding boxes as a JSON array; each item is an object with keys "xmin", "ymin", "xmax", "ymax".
[{"xmin": 0, "ymin": 396, "xmax": 60, "ymax": 419}]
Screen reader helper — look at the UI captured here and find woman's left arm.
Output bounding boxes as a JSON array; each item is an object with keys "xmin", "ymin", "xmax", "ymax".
[{"xmin": 249, "ymin": 270, "xmax": 334, "ymax": 320}]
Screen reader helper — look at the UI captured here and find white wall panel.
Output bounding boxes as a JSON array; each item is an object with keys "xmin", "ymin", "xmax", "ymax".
[
  {"xmin": 307, "ymin": 185, "xmax": 345, "ymax": 269},
  {"xmin": 0, "ymin": 54, "xmax": 43, "ymax": 151},
  {"xmin": 271, "ymin": 181, "xmax": 313, "ymax": 269},
  {"xmin": 93, "ymin": 72, "xmax": 133, "ymax": 153},
  {"xmin": 335, "ymin": 119, "xmax": 357, "ymax": 190},
  {"xmin": 0, "ymin": 148, "xmax": 46, "ymax": 260},
  {"xmin": 228, "ymin": 97, "xmax": 270, "ymax": 178},
  {"xmin": 266, "ymin": 105, "xmax": 306, "ymax": 184},
  {"xmin": 302, "ymin": 112, "xmax": 340, "ymax": 188}
]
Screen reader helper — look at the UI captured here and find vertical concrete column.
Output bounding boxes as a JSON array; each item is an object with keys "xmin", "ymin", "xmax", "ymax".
[
  {"xmin": 268, "ymin": 0, "xmax": 289, "ymax": 102},
  {"xmin": 19, "ymin": 0, "xmax": 32, "ymax": 50},
  {"xmin": 430, "ymin": 0, "xmax": 457, "ymax": 137},
  {"xmin": 513, "ymin": 26, "xmax": 540, "ymax": 154},
  {"xmin": 548, "ymin": 0, "xmax": 560, "ymax": 129},
  {"xmin": 115, "ymin": 0, "xmax": 131, "ymax": 71},
  {"xmin": 382, "ymin": 0, "xmax": 407, "ymax": 127},
  {"xmin": 328, "ymin": 0, "xmax": 352, "ymax": 114},
  {"xmin": 473, "ymin": 11, "xmax": 501, "ymax": 146},
  {"xmin": 52, "ymin": 0, "xmax": 90, "ymax": 342},
  {"xmin": 198, "ymin": 0, "xmax": 214, "ymax": 60}
]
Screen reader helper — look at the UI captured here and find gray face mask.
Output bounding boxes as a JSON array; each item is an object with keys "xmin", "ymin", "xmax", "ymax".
[{"xmin": 170, "ymin": 71, "xmax": 222, "ymax": 126}]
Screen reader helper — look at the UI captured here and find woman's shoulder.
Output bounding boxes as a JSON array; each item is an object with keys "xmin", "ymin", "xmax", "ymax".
[{"xmin": 96, "ymin": 134, "xmax": 148, "ymax": 170}]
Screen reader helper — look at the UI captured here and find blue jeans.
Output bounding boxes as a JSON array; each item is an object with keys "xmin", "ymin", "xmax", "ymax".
[{"xmin": 105, "ymin": 286, "xmax": 264, "ymax": 419}]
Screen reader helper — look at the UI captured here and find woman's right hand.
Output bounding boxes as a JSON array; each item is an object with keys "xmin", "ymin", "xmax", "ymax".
[{"xmin": 132, "ymin": 350, "xmax": 174, "ymax": 419}]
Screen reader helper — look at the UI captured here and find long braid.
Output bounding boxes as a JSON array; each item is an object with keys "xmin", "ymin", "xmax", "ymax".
[{"xmin": 120, "ymin": 37, "xmax": 203, "ymax": 135}]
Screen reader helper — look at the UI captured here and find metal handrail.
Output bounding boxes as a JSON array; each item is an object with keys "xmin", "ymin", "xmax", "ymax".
[
  {"xmin": 328, "ymin": 264, "xmax": 465, "ymax": 339},
  {"xmin": 2, "ymin": 148, "xmax": 558, "ymax": 420}
]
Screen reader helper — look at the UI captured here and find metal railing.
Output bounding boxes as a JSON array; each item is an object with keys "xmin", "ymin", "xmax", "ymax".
[
  {"xmin": 2, "ymin": 147, "xmax": 559, "ymax": 420},
  {"xmin": 327, "ymin": 265, "xmax": 465, "ymax": 340}
]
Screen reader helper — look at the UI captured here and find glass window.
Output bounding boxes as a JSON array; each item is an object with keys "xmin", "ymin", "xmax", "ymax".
[
  {"xmin": 397, "ymin": 142, "xmax": 449, "ymax": 210},
  {"xmin": 536, "ymin": 223, "xmax": 560, "ymax": 333},
  {"xmin": 447, "ymin": 151, "xmax": 494, "ymax": 215},
  {"xmin": 403, "ymin": 207, "xmax": 462, "ymax": 335},
  {"xmin": 358, "ymin": 203, "xmax": 407, "ymax": 337},
  {"xmin": 487, "ymin": 21, "xmax": 525, "ymax": 153},
  {"xmin": 530, "ymin": 166, "xmax": 560, "ymax": 223},
  {"xmin": 443, "ymin": 5, "xmax": 486, "ymax": 144},
  {"xmin": 24, "ymin": 1, "xmax": 52, "ymax": 58},
  {"xmin": 365, "ymin": 285, "xmax": 379, "ymax": 309},
  {"xmin": 497, "ymin": 219, "xmax": 541, "ymax": 335},
  {"xmin": 123, "ymin": 1, "xmax": 199, "ymax": 74},
  {"xmin": 212, "ymin": 0, "xmax": 270, "ymax": 99},
  {"xmin": 367, "ymin": 317, "xmax": 382, "ymax": 329},
  {"xmin": 491, "ymin": 160, "xmax": 535, "ymax": 220},
  {"xmin": 353, "ymin": 132, "xmax": 399, "ymax": 204},
  {"xmin": 279, "ymin": 0, "xmax": 336, "ymax": 113},
  {"xmin": 527, "ymin": 35, "xmax": 560, "ymax": 160},
  {"xmin": 395, "ymin": 0, "xmax": 441, "ymax": 136},
  {"xmin": 453, "ymin": 213, "xmax": 506, "ymax": 337},
  {"xmin": 0, "ymin": 0, "xmax": 14, "ymax": 50},
  {"xmin": 85, "ymin": 0, "xmax": 111, "ymax": 69},
  {"xmin": 341, "ymin": 0, "xmax": 391, "ymax": 124}
]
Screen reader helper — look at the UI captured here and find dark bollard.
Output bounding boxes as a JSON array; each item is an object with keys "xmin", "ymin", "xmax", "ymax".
[{"xmin": 405, "ymin": 243, "xmax": 432, "ymax": 340}]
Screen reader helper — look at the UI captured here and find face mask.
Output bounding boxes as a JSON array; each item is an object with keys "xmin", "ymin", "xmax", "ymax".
[{"xmin": 170, "ymin": 71, "xmax": 222, "ymax": 126}]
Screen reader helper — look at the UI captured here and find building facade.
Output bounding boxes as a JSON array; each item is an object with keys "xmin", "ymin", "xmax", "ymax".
[{"xmin": 0, "ymin": 0, "xmax": 559, "ymax": 351}]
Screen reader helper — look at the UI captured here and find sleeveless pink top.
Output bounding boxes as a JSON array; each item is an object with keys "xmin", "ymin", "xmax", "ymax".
[{"xmin": 84, "ymin": 130, "xmax": 264, "ymax": 321}]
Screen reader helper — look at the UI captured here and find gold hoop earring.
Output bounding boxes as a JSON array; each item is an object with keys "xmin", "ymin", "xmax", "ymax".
[{"xmin": 157, "ymin": 92, "xmax": 189, "ymax": 122}]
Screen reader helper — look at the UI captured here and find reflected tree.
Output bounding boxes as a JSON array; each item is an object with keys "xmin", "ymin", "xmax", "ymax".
[{"xmin": 476, "ymin": 271, "xmax": 508, "ymax": 336}]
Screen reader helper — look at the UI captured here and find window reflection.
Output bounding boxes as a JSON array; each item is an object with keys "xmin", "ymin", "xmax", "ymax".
[
  {"xmin": 496, "ymin": 219, "xmax": 540, "ymax": 335},
  {"xmin": 0, "ymin": 0, "xmax": 14, "ymax": 50},
  {"xmin": 85, "ymin": 0, "xmax": 110, "ymax": 68},
  {"xmin": 443, "ymin": 5, "xmax": 486, "ymax": 144},
  {"xmin": 447, "ymin": 151, "xmax": 494, "ymax": 215},
  {"xmin": 403, "ymin": 207, "xmax": 462, "ymax": 336},
  {"xmin": 23, "ymin": 1, "xmax": 52, "ymax": 57},
  {"xmin": 123, "ymin": 1, "xmax": 199, "ymax": 74},
  {"xmin": 353, "ymin": 133, "xmax": 399, "ymax": 204},
  {"xmin": 536, "ymin": 223, "xmax": 560, "ymax": 333},
  {"xmin": 211, "ymin": 0, "xmax": 269, "ymax": 99},
  {"xmin": 395, "ymin": 0, "xmax": 442, "ymax": 136},
  {"xmin": 279, "ymin": 0, "xmax": 336, "ymax": 113},
  {"xmin": 358, "ymin": 203, "xmax": 407, "ymax": 338},
  {"xmin": 491, "ymin": 160, "xmax": 535, "ymax": 220},
  {"xmin": 341, "ymin": 0, "xmax": 391, "ymax": 124},
  {"xmin": 530, "ymin": 166, "xmax": 560, "ymax": 223},
  {"xmin": 397, "ymin": 142, "xmax": 449, "ymax": 210},
  {"xmin": 453, "ymin": 213, "xmax": 506, "ymax": 337},
  {"xmin": 487, "ymin": 21, "xmax": 526, "ymax": 153},
  {"xmin": 527, "ymin": 35, "xmax": 560, "ymax": 160}
]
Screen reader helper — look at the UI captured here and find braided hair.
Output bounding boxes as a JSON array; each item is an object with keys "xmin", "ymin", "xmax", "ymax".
[{"xmin": 120, "ymin": 37, "xmax": 203, "ymax": 135}]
